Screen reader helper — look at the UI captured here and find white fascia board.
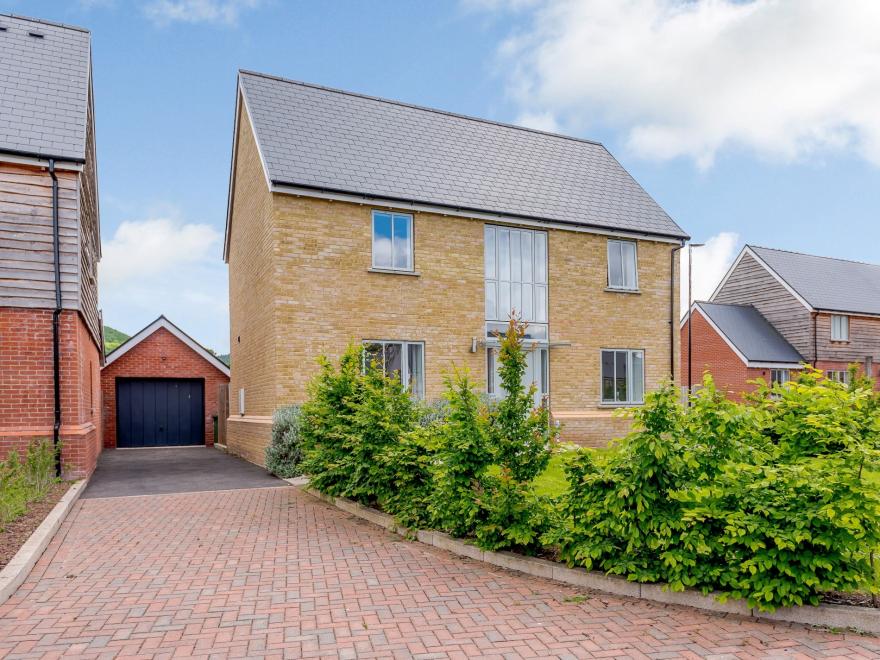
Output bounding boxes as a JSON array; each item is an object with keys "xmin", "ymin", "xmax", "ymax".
[
  {"xmin": 103, "ymin": 317, "xmax": 230, "ymax": 377},
  {"xmin": 269, "ymin": 182, "xmax": 685, "ymax": 244},
  {"xmin": 747, "ymin": 361, "xmax": 804, "ymax": 369}
]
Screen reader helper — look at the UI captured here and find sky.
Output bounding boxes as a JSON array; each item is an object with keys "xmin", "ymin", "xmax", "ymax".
[{"xmin": 7, "ymin": 0, "xmax": 880, "ymax": 353}]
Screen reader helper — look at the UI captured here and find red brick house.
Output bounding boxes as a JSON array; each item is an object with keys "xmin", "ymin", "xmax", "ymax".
[
  {"xmin": 681, "ymin": 301, "xmax": 804, "ymax": 398},
  {"xmin": 683, "ymin": 245, "xmax": 880, "ymax": 397},
  {"xmin": 101, "ymin": 317, "xmax": 230, "ymax": 448},
  {"xmin": 0, "ymin": 15, "xmax": 102, "ymax": 478}
]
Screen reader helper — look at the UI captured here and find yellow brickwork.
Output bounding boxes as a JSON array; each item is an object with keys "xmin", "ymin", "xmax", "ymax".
[{"xmin": 226, "ymin": 110, "xmax": 681, "ymax": 463}]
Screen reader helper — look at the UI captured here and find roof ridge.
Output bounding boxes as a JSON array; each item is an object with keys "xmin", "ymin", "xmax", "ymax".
[
  {"xmin": 749, "ymin": 244, "xmax": 880, "ymax": 269},
  {"xmin": 0, "ymin": 13, "xmax": 90, "ymax": 34},
  {"xmin": 238, "ymin": 69, "xmax": 605, "ymax": 149}
]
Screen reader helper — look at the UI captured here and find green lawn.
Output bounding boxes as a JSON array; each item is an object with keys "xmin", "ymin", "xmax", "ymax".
[{"xmin": 533, "ymin": 453, "xmax": 569, "ymax": 497}]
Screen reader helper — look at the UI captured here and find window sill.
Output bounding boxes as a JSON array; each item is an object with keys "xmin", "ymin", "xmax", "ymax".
[
  {"xmin": 605, "ymin": 287, "xmax": 641, "ymax": 294},
  {"xmin": 368, "ymin": 267, "xmax": 421, "ymax": 277},
  {"xmin": 598, "ymin": 401, "xmax": 644, "ymax": 408}
]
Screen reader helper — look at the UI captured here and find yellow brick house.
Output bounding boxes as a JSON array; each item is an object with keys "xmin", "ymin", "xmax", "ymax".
[{"xmin": 223, "ymin": 71, "xmax": 690, "ymax": 465}]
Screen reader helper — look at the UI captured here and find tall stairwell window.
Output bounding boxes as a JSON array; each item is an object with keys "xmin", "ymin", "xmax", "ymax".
[{"xmin": 484, "ymin": 225, "xmax": 549, "ymax": 407}]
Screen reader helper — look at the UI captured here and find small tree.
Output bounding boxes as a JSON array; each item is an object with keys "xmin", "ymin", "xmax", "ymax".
[
  {"xmin": 300, "ymin": 345, "xmax": 362, "ymax": 495},
  {"xmin": 476, "ymin": 318, "xmax": 556, "ymax": 552},
  {"xmin": 430, "ymin": 368, "xmax": 492, "ymax": 537}
]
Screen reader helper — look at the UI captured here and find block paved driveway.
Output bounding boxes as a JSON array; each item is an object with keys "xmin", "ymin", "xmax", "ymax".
[{"xmin": 2, "ymin": 473, "xmax": 879, "ymax": 657}]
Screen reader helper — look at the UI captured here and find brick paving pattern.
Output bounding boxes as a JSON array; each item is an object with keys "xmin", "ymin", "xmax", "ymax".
[{"xmin": 1, "ymin": 486, "xmax": 879, "ymax": 659}]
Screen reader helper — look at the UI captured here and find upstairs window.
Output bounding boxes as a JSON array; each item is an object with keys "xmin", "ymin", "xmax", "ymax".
[
  {"xmin": 601, "ymin": 349, "xmax": 644, "ymax": 404},
  {"xmin": 831, "ymin": 315, "xmax": 849, "ymax": 341},
  {"xmin": 607, "ymin": 240, "xmax": 638, "ymax": 290},
  {"xmin": 372, "ymin": 211, "xmax": 413, "ymax": 271},
  {"xmin": 363, "ymin": 340, "xmax": 424, "ymax": 398},
  {"xmin": 484, "ymin": 225, "xmax": 547, "ymax": 324}
]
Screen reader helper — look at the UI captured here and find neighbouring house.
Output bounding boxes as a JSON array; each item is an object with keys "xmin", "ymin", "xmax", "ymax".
[
  {"xmin": 0, "ymin": 15, "xmax": 102, "ymax": 478},
  {"xmin": 101, "ymin": 317, "xmax": 230, "ymax": 449},
  {"xmin": 682, "ymin": 245, "xmax": 880, "ymax": 396},
  {"xmin": 681, "ymin": 302, "xmax": 804, "ymax": 398},
  {"xmin": 223, "ymin": 70, "xmax": 689, "ymax": 464}
]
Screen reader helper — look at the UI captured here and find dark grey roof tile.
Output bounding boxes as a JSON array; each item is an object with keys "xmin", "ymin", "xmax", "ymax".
[
  {"xmin": 750, "ymin": 246, "xmax": 880, "ymax": 316},
  {"xmin": 696, "ymin": 302, "xmax": 804, "ymax": 364},
  {"xmin": 239, "ymin": 71, "xmax": 688, "ymax": 239},
  {"xmin": 0, "ymin": 14, "xmax": 90, "ymax": 161}
]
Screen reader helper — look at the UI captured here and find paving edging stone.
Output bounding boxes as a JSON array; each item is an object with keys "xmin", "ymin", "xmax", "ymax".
[
  {"xmin": 0, "ymin": 478, "xmax": 88, "ymax": 605},
  {"xmin": 300, "ymin": 486, "xmax": 880, "ymax": 635}
]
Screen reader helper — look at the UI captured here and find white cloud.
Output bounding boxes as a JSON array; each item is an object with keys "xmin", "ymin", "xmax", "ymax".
[
  {"xmin": 143, "ymin": 0, "xmax": 261, "ymax": 26},
  {"xmin": 680, "ymin": 231, "xmax": 740, "ymax": 315},
  {"xmin": 100, "ymin": 215, "xmax": 229, "ymax": 352},
  {"xmin": 515, "ymin": 111, "xmax": 560, "ymax": 132},
  {"xmin": 480, "ymin": 0, "xmax": 880, "ymax": 168}
]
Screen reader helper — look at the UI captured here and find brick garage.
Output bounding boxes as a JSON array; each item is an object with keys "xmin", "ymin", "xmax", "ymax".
[
  {"xmin": 101, "ymin": 317, "xmax": 229, "ymax": 448},
  {"xmin": 681, "ymin": 302, "xmax": 804, "ymax": 399}
]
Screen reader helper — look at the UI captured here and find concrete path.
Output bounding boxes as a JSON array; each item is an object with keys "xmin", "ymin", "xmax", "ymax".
[
  {"xmin": 1, "ymin": 485, "xmax": 879, "ymax": 658},
  {"xmin": 82, "ymin": 447, "xmax": 282, "ymax": 499}
]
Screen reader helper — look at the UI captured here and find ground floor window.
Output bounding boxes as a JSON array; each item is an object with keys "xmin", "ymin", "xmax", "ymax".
[
  {"xmin": 363, "ymin": 340, "xmax": 425, "ymax": 398},
  {"xmin": 601, "ymin": 349, "xmax": 644, "ymax": 404},
  {"xmin": 487, "ymin": 345, "xmax": 548, "ymax": 408},
  {"xmin": 826, "ymin": 369, "xmax": 850, "ymax": 385},
  {"xmin": 770, "ymin": 369, "xmax": 790, "ymax": 386}
]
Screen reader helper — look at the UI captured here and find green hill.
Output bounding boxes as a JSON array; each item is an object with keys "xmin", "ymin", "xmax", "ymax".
[{"xmin": 104, "ymin": 325, "xmax": 130, "ymax": 355}]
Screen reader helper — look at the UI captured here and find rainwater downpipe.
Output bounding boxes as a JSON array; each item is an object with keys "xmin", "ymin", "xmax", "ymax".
[{"xmin": 49, "ymin": 159, "xmax": 62, "ymax": 478}]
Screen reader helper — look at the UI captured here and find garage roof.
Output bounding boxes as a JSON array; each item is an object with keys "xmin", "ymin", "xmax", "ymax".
[
  {"xmin": 694, "ymin": 302, "xmax": 804, "ymax": 367},
  {"xmin": 104, "ymin": 316, "xmax": 231, "ymax": 377}
]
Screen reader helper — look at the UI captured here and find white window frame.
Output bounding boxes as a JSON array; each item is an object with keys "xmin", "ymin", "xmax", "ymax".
[
  {"xmin": 486, "ymin": 344, "xmax": 549, "ymax": 408},
  {"xmin": 362, "ymin": 340, "xmax": 425, "ymax": 398},
  {"xmin": 371, "ymin": 210, "xmax": 414, "ymax": 272},
  {"xmin": 607, "ymin": 239, "xmax": 639, "ymax": 291},
  {"xmin": 484, "ymin": 225, "xmax": 548, "ymax": 326},
  {"xmin": 826, "ymin": 370, "xmax": 850, "ymax": 385},
  {"xmin": 770, "ymin": 369, "xmax": 790, "ymax": 386},
  {"xmin": 600, "ymin": 349, "xmax": 645, "ymax": 405},
  {"xmin": 831, "ymin": 315, "xmax": 849, "ymax": 341}
]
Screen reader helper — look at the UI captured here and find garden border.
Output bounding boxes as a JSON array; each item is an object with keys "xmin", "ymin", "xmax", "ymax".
[
  {"xmin": 297, "ymin": 484, "xmax": 880, "ymax": 636},
  {"xmin": 0, "ymin": 478, "xmax": 88, "ymax": 606}
]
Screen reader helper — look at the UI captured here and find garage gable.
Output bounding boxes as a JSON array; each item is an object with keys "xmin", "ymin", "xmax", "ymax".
[{"xmin": 104, "ymin": 316, "xmax": 230, "ymax": 377}]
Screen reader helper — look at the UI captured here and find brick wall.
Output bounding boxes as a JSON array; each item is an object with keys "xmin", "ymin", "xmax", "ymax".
[
  {"xmin": 681, "ymin": 310, "xmax": 781, "ymax": 399},
  {"xmin": 0, "ymin": 307, "xmax": 101, "ymax": 478},
  {"xmin": 100, "ymin": 327, "xmax": 230, "ymax": 448}
]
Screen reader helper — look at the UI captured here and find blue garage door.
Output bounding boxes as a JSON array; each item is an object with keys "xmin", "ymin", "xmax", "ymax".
[{"xmin": 116, "ymin": 378, "xmax": 204, "ymax": 447}]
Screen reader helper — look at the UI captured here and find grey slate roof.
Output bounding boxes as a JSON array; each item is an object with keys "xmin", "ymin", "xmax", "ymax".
[
  {"xmin": 751, "ymin": 246, "xmax": 880, "ymax": 316},
  {"xmin": 0, "ymin": 14, "xmax": 91, "ymax": 162},
  {"xmin": 696, "ymin": 301, "xmax": 804, "ymax": 364},
  {"xmin": 238, "ymin": 71, "xmax": 688, "ymax": 239}
]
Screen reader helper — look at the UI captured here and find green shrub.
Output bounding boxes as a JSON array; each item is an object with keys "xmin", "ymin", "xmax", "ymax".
[
  {"xmin": 345, "ymin": 359, "xmax": 417, "ymax": 504},
  {"xmin": 379, "ymin": 424, "xmax": 437, "ymax": 528},
  {"xmin": 265, "ymin": 405, "xmax": 305, "ymax": 478},
  {"xmin": 553, "ymin": 372, "xmax": 880, "ymax": 610},
  {"xmin": 300, "ymin": 346, "xmax": 363, "ymax": 496},
  {"xmin": 0, "ymin": 439, "xmax": 58, "ymax": 530},
  {"xmin": 474, "ymin": 319, "xmax": 556, "ymax": 552},
  {"xmin": 429, "ymin": 368, "xmax": 492, "ymax": 537}
]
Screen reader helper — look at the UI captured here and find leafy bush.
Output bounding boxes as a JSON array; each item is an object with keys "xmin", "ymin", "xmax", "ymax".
[
  {"xmin": 265, "ymin": 405, "xmax": 305, "ymax": 478},
  {"xmin": 429, "ymin": 368, "xmax": 492, "ymax": 537},
  {"xmin": 476, "ymin": 319, "xmax": 556, "ymax": 552},
  {"xmin": 300, "ymin": 346, "xmax": 363, "ymax": 496},
  {"xmin": 553, "ymin": 371, "xmax": 880, "ymax": 610},
  {"xmin": 0, "ymin": 439, "xmax": 58, "ymax": 530}
]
